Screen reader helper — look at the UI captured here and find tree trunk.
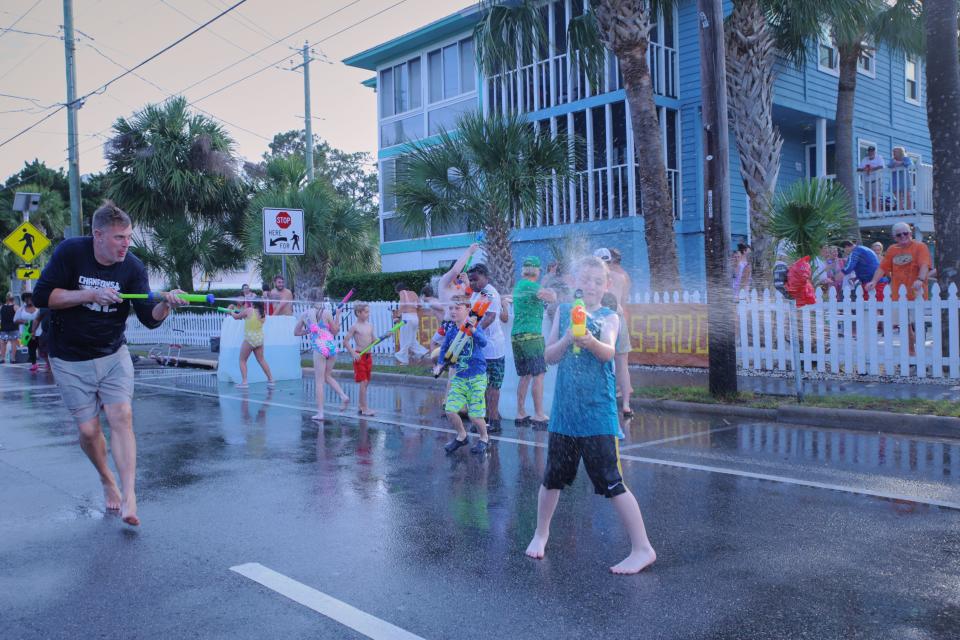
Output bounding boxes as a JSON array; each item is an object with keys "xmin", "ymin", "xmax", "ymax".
[
  {"xmin": 925, "ymin": 0, "xmax": 960, "ymax": 346},
  {"xmin": 484, "ymin": 214, "xmax": 515, "ymax": 293},
  {"xmin": 724, "ymin": 0, "xmax": 782, "ymax": 289},
  {"xmin": 699, "ymin": 0, "xmax": 737, "ymax": 397},
  {"xmin": 175, "ymin": 262, "xmax": 194, "ymax": 293},
  {"xmin": 834, "ymin": 44, "xmax": 862, "ymax": 241},
  {"xmin": 619, "ymin": 46, "xmax": 682, "ymax": 293}
]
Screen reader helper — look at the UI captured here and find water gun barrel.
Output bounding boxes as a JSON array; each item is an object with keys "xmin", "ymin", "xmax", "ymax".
[
  {"xmin": 359, "ymin": 320, "xmax": 405, "ymax": 355},
  {"xmin": 335, "ymin": 288, "xmax": 355, "ymax": 311},
  {"xmin": 121, "ymin": 292, "xmax": 216, "ymax": 304},
  {"xmin": 571, "ymin": 290, "xmax": 587, "ymax": 354}
]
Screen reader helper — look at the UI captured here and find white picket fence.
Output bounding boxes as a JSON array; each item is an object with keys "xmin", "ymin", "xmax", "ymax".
[
  {"xmin": 125, "ymin": 301, "xmax": 404, "ymax": 357},
  {"xmin": 125, "ymin": 284, "xmax": 960, "ymax": 380},
  {"xmin": 736, "ymin": 283, "xmax": 960, "ymax": 379}
]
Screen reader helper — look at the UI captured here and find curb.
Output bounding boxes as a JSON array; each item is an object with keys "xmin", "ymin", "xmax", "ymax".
[{"xmin": 632, "ymin": 397, "xmax": 960, "ymax": 439}]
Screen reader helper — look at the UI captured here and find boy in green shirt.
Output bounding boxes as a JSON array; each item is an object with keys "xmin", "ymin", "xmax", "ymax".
[{"xmin": 510, "ymin": 256, "xmax": 556, "ymax": 427}]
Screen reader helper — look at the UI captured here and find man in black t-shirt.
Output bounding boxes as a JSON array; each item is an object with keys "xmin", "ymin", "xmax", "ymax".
[{"xmin": 33, "ymin": 201, "xmax": 187, "ymax": 526}]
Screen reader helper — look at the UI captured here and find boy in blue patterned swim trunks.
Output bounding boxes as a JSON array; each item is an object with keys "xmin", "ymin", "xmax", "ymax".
[
  {"xmin": 524, "ymin": 256, "xmax": 656, "ymax": 574},
  {"xmin": 435, "ymin": 300, "xmax": 491, "ymax": 456}
]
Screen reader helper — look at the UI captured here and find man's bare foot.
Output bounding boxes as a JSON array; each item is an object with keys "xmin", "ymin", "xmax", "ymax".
[
  {"xmin": 121, "ymin": 495, "xmax": 139, "ymax": 526},
  {"xmin": 525, "ymin": 534, "xmax": 548, "ymax": 560},
  {"xmin": 102, "ymin": 480, "xmax": 122, "ymax": 511},
  {"xmin": 610, "ymin": 548, "xmax": 656, "ymax": 575},
  {"xmin": 311, "ymin": 413, "xmax": 325, "ymax": 422}
]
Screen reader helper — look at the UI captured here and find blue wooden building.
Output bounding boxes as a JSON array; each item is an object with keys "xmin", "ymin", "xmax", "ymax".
[{"xmin": 343, "ymin": 1, "xmax": 932, "ymax": 293}]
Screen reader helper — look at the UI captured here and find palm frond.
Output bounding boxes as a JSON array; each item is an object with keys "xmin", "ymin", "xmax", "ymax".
[
  {"xmin": 769, "ymin": 179, "xmax": 855, "ymax": 260},
  {"xmin": 569, "ymin": 12, "xmax": 605, "ymax": 91},
  {"xmin": 474, "ymin": 0, "xmax": 547, "ymax": 77}
]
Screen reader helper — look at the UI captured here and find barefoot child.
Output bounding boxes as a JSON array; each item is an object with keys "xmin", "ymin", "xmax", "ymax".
[
  {"xmin": 231, "ymin": 301, "xmax": 275, "ymax": 388},
  {"xmin": 295, "ymin": 297, "xmax": 349, "ymax": 421},
  {"xmin": 524, "ymin": 256, "xmax": 656, "ymax": 574},
  {"xmin": 345, "ymin": 302, "xmax": 376, "ymax": 416},
  {"xmin": 435, "ymin": 299, "xmax": 491, "ymax": 456}
]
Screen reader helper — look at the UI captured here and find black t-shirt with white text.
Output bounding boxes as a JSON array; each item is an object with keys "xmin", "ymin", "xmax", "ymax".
[{"xmin": 32, "ymin": 237, "xmax": 162, "ymax": 361}]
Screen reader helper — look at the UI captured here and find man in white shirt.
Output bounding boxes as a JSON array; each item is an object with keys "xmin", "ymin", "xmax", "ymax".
[
  {"xmin": 467, "ymin": 263, "xmax": 506, "ymax": 433},
  {"xmin": 857, "ymin": 145, "xmax": 885, "ymax": 212}
]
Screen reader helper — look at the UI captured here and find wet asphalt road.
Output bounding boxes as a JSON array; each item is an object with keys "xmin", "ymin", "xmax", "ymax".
[{"xmin": 2, "ymin": 363, "xmax": 959, "ymax": 640}]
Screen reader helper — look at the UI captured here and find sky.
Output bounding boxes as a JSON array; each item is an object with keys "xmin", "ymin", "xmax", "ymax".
[{"xmin": 0, "ymin": 0, "xmax": 476, "ymax": 181}]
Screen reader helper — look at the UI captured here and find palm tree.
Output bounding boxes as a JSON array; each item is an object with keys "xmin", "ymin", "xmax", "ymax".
[
  {"xmin": 475, "ymin": 0, "xmax": 681, "ymax": 291},
  {"xmin": 242, "ymin": 181, "xmax": 376, "ymax": 294},
  {"xmin": 825, "ymin": 0, "xmax": 923, "ymax": 234},
  {"xmin": 394, "ymin": 111, "xmax": 574, "ymax": 290},
  {"xmin": 769, "ymin": 179, "xmax": 855, "ymax": 261},
  {"xmin": 724, "ymin": 0, "xmax": 838, "ymax": 286},
  {"xmin": 924, "ymin": 0, "xmax": 960, "ymax": 297},
  {"xmin": 105, "ymin": 97, "xmax": 247, "ymax": 290}
]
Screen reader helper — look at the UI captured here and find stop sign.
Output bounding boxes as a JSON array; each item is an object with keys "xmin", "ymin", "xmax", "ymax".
[{"xmin": 275, "ymin": 211, "xmax": 292, "ymax": 229}]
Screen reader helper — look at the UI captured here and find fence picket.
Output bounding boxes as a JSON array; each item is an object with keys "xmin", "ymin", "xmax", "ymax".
[
  {"xmin": 738, "ymin": 294, "xmax": 749, "ymax": 369},
  {"xmin": 827, "ymin": 287, "xmax": 839, "ymax": 373},
  {"xmin": 949, "ymin": 284, "xmax": 959, "ymax": 378},
  {"xmin": 914, "ymin": 292, "xmax": 927, "ymax": 379},
  {"xmin": 750, "ymin": 289, "xmax": 761, "ymax": 371},
  {"xmin": 814, "ymin": 288, "xmax": 825, "ymax": 373},
  {"xmin": 930, "ymin": 283, "xmax": 943, "ymax": 378},
  {"xmin": 897, "ymin": 286, "xmax": 910, "ymax": 376}
]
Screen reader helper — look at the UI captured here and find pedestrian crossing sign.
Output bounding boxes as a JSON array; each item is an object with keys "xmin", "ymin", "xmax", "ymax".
[
  {"xmin": 16, "ymin": 267, "xmax": 40, "ymax": 280},
  {"xmin": 3, "ymin": 221, "xmax": 50, "ymax": 262}
]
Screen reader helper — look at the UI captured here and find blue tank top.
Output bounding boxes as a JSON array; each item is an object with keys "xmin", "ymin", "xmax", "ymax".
[{"xmin": 550, "ymin": 303, "xmax": 619, "ymax": 437}]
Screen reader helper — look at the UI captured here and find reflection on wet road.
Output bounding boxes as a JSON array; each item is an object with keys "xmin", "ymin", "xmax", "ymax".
[{"xmin": 2, "ymin": 365, "xmax": 958, "ymax": 640}]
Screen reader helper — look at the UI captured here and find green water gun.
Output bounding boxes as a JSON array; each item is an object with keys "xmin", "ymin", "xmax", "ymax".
[
  {"xmin": 120, "ymin": 292, "xmax": 216, "ymax": 304},
  {"xmin": 358, "ymin": 320, "xmax": 405, "ymax": 356}
]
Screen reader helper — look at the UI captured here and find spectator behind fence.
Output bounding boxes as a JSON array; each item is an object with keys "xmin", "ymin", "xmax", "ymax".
[{"xmin": 840, "ymin": 239, "xmax": 881, "ymax": 300}]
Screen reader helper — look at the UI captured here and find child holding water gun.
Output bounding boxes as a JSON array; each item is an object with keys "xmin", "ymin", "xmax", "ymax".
[
  {"xmin": 230, "ymin": 301, "xmax": 275, "ymax": 389},
  {"xmin": 295, "ymin": 295, "xmax": 349, "ymax": 422},
  {"xmin": 524, "ymin": 256, "xmax": 656, "ymax": 574},
  {"xmin": 344, "ymin": 303, "xmax": 377, "ymax": 417},
  {"xmin": 435, "ymin": 298, "xmax": 491, "ymax": 456}
]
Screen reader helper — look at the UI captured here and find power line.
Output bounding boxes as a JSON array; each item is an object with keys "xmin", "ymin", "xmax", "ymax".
[
  {"xmin": 190, "ymin": 0, "xmax": 410, "ymax": 105},
  {"xmin": 158, "ymin": 0, "xmax": 271, "ymax": 64},
  {"xmin": 0, "ymin": 27, "xmax": 59, "ymax": 39},
  {"xmin": 0, "ymin": 92, "xmax": 59, "ymax": 109},
  {"xmin": 0, "ymin": 106, "xmax": 65, "ymax": 150},
  {"xmin": 69, "ymin": 0, "xmax": 250, "ymax": 108},
  {"xmin": 175, "ymin": 0, "xmax": 362, "ymax": 96},
  {"xmin": 0, "ymin": 0, "xmax": 43, "ymax": 43}
]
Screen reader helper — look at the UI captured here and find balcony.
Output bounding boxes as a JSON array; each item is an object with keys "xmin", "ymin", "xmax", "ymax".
[{"xmin": 856, "ymin": 163, "xmax": 933, "ymax": 224}]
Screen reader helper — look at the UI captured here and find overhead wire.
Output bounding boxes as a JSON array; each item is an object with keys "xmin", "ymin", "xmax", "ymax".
[
  {"xmin": 0, "ymin": 0, "xmax": 43, "ymax": 43},
  {"xmin": 0, "ymin": 0, "xmax": 250, "ymax": 151}
]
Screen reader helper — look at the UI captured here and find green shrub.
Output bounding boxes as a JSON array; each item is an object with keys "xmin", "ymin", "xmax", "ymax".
[{"xmin": 326, "ymin": 268, "xmax": 443, "ymax": 301}]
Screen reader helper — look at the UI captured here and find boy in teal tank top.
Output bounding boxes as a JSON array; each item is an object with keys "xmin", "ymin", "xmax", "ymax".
[{"xmin": 524, "ymin": 256, "xmax": 657, "ymax": 574}]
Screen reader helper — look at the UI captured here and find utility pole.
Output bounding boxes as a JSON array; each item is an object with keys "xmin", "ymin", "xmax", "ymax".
[
  {"xmin": 299, "ymin": 42, "xmax": 315, "ymax": 182},
  {"xmin": 62, "ymin": 0, "xmax": 83, "ymax": 238},
  {"xmin": 698, "ymin": 0, "xmax": 737, "ymax": 397}
]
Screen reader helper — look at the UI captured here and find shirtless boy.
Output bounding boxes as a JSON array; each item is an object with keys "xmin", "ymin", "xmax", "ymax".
[{"xmin": 345, "ymin": 303, "xmax": 377, "ymax": 416}]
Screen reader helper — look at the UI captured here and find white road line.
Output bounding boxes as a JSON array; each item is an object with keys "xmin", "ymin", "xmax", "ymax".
[
  {"xmin": 620, "ymin": 425, "xmax": 739, "ymax": 450},
  {"xmin": 619, "ymin": 452, "xmax": 960, "ymax": 510},
  {"xmin": 136, "ymin": 380, "xmax": 960, "ymax": 511},
  {"xmin": 230, "ymin": 562, "xmax": 427, "ymax": 640}
]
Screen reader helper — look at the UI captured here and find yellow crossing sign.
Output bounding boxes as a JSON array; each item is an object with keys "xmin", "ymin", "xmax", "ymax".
[
  {"xmin": 16, "ymin": 267, "xmax": 40, "ymax": 280},
  {"xmin": 3, "ymin": 221, "xmax": 50, "ymax": 262}
]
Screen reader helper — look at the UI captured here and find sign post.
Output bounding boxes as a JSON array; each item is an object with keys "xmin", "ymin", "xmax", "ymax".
[{"xmin": 262, "ymin": 208, "xmax": 305, "ymax": 282}]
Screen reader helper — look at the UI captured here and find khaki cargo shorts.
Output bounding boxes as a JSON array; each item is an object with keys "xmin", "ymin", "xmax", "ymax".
[{"xmin": 50, "ymin": 345, "xmax": 135, "ymax": 423}]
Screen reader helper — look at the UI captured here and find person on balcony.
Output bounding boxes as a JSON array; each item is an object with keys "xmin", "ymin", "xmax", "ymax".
[
  {"xmin": 857, "ymin": 146, "xmax": 885, "ymax": 212},
  {"xmin": 887, "ymin": 147, "xmax": 913, "ymax": 211}
]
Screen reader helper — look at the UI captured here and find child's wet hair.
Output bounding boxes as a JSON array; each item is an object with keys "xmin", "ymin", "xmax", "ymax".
[
  {"xmin": 354, "ymin": 302, "xmax": 369, "ymax": 314},
  {"xmin": 573, "ymin": 255, "xmax": 609, "ymax": 276}
]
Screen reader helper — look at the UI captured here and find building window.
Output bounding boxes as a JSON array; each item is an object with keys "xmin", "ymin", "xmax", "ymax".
[
  {"xmin": 818, "ymin": 32, "xmax": 840, "ymax": 75},
  {"xmin": 905, "ymin": 55, "xmax": 920, "ymax": 104},
  {"xmin": 806, "ymin": 142, "xmax": 836, "ymax": 179},
  {"xmin": 380, "ymin": 157, "xmax": 422, "ymax": 242},
  {"xmin": 427, "ymin": 37, "xmax": 476, "ymax": 103},
  {"xmin": 857, "ymin": 44, "xmax": 875, "ymax": 77},
  {"xmin": 379, "ymin": 57, "xmax": 422, "ymax": 118}
]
